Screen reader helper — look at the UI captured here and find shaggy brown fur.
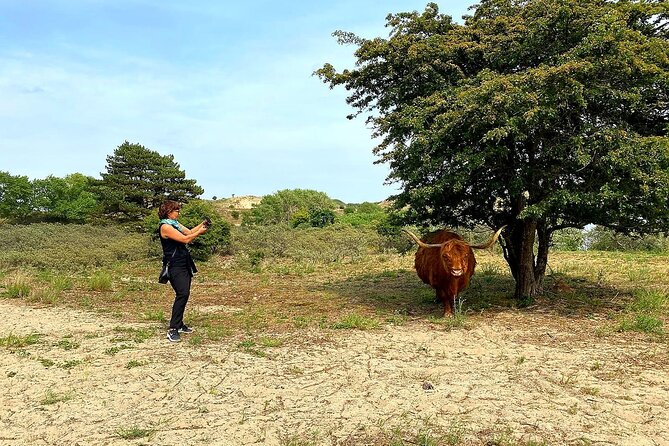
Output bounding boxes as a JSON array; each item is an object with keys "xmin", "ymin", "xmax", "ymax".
[{"xmin": 404, "ymin": 228, "xmax": 504, "ymax": 316}]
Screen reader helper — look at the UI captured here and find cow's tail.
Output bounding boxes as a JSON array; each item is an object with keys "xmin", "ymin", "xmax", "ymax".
[
  {"xmin": 469, "ymin": 226, "xmax": 506, "ymax": 250},
  {"xmin": 402, "ymin": 229, "xmax": 443, "ymax": 249}
]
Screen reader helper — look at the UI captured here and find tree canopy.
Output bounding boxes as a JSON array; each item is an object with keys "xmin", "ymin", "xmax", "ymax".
[
  {"xmin": 243, "ymin": 189, "xmax": 338, "ymax": 226},
  {"xmin": 96, "ymin": 141, "xmax": 204, "ymax": 221},
  {"xmin": 32, "ymin": 173, "xmax": 98, "ymax": 223},
  {"xmin": 318, "ymin": 0, "xmax": 669, "ymax": 299},
  {"xmin": 0, "ymin": 171, "xmax": 33, "ymax": 220}
]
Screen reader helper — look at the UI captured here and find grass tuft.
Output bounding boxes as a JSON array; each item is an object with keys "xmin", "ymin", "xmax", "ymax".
[
  {"xmin": 41, "ymin": 390, "xmax": 73, "ymax": 405},
  {"xmin": 115, "ymin": 426, "xmax": 154, "ymax": 440},
  {"xmin": 0, "ymin": 333, "xmax": 40, "ymax": 348},
  {"xmin": 88, "ymin": 272, "xmax": 113, "ymax": 291},
  {"xmin": 331, "ymin": 313, "xmax": 380, "ymax": 330}
]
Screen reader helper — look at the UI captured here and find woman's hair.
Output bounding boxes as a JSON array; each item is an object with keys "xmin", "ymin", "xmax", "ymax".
[{"xmin": 158, "ymin": 200, "xmax": 181, "ymax": 219}]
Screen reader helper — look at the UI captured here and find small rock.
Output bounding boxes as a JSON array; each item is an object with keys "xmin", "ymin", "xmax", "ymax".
[{"xmin": 422, "ymin": 381, "xmax": 434, "ymax": 391}]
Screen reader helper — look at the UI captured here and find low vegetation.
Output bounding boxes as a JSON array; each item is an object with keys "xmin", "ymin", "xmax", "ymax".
[{"xmin": 1, "ymin": 222, "xmax": 666, "ymax": 346}]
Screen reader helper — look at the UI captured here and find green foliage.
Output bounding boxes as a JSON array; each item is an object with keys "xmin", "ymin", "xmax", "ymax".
[
  {"xmin": 586, "ymin": 226, "xmax": 669, "ymax": 252},
  {"xmin": 144, "ymin": 199, "xmax": 231, "ymax": 261},
  {"xmin": 290, "ymin": 209, "xmax": 310, "ymax": 228},
  {"xmin": 243, "ymin": 189, "xmax": 337, "ymax": 226},
  {"xmin": 32, "ymin": 173, "xmax": 99, "ymax": 223},
  {"xmin": 337, "ymin": 202, "xmax": 386, "ymax": 227},
  {"xmin": 95, "ymin": 141, "xmax": 204, "ymax": 221},
  {"xmin": 308, "ymin": 208, "xmax": 336, "ymax": 228},
  {"xmin": 0, "ymin": 223, "xmax": 149, "ymax": 270},
  {"xmin": 5, "ymin": 281, "xmax": 31, "ymax": 298},
  {"xmin": 552, "ymin": 228, "xmax": 586, "ymax": 251},
  {"xmin": 0, "ymin": 333, "xmax": 40, "ymax": 348},
  {"xmin": 88, "ymin": 272, "xmax": 113, "ymax": 291},
  {"xmin": 231, "ymin": 224, "xmax": 383, "ymax": 262},
  {"xmin": 115, "ymin": 426, "xmax": 153, "ymax": 440},
  {"xmin": 41, "ymin": 390, "xmax": 73, "ymax": 405},
  {"xmin": 0, "ymin": 171, "xmax": 33, "ymax": 220},
  {"xmin": 318, "ymin": 0, "xmax": 669, "ymax": 298},
  {"xmin": 331, "ymin": 313, "xmax": 380, "ymax": 330},
  {"xmin": 0, "ymin": 172, "xmax": 99, "ymax": 223}
]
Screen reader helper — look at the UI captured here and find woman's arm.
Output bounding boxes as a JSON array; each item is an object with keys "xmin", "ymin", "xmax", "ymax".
[
  {"xmin": 161, "ymin": 224, "xmax": 207, "ymax": 244},
  {"xmin": 176, "ymin": 221, "xmax": 207, "ymax": 235}
]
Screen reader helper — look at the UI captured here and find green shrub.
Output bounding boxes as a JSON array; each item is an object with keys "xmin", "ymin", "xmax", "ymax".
[
  {"xmin": 552, "ymin": 228, "xmax": 586, "ymax": 251},
  {"xmin": 242, "ymin": 189, "xmax": 337, "ymax": 226},
  {"xmin": 0, "ymin": 223, "xmax": 149, "ymax": 270},
  {"xmin": 290, "ymin": 209, "xmax": 310, "ymax": 228},
  {"xmin": 337, "ymin": 202, "xmax": 386, "ymax": 228},
  {"xmin": 308, "ymin": 208, "xmax": 335, "ymax": 228},
  {"xmin": 231, "ymin": 224, "xmax": 382, "ymax": 262},
  {"xmin": 586, "ymin": 226, "xmax": 669, "ymax": 252}
]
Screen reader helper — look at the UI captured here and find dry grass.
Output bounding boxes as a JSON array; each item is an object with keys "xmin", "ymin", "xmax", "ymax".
[{"xmin": 2, "ymin": 248, "xmax": 667, "ymax": 346}]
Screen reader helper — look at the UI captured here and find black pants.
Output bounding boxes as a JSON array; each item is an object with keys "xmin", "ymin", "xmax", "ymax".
[{"xmin": 168, "ymin": 265, "xmax": 192, "ymax": 330}]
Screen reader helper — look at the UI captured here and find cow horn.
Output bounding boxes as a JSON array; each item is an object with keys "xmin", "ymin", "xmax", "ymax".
[
  {"xmin": 469, "ymin": 226, "xmax": 506, "ymax": 250},
  {"xmin": 402, "ymin": 229, "xmax": 443, "ymax": 248}
]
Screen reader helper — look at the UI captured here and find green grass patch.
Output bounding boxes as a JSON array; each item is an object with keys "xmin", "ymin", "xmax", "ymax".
[
  {"xmin": 141, "ymin": 309, "xmax": 166, "ymax": 322},
  {"xmin": 55, "ymin": 339, "xmax": 80, "ymax": 350},
  {"xmin": 41, "ymin": 390, "xmax": 73, "ymax": 405},
  {"xmin": 617, "ymin": 314, "xmax": 664, "ymax": 335},
  {"xmin": 331, "ymin": 313, "xmax": 380, "ymax": 330},
  {"xmin": 5, "ymin": 282, "xmax": 31, "ymax": 298},
  {"xmin": 59, "ymin": 359, "xmax": 83, "ymax": 370},
  {"xmin": 616, "ymin": 289, "xmax": 667, "ymax": 335},
  {"xmin": 112, "ymin": 326, "xmax": 153, "ymax": 343},
  {"xmin": 0, "ymin": 333, "xmax": 40, "ymax": 348},
  {"xmin": 125, "ymin": 360, "xmax": 149, "ymax": 369},
  {"xmin": 105, "ymin": 344, "xmax": 134, "ymax": 355},
  {"xmin": 115, "ymin": 426, "xmax": 154, "ymax": 440},
  {"xmin": 88, "ymin": 271, "xmax": 113, "ymax": 291},
  {"xmin": 51, "ymin": 275, "xmax": 73, "ymax": 291}
]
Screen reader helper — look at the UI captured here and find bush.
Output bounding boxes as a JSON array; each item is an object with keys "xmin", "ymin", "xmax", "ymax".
[
  {"xmin": 552, "ymin": 228, "xmax": 586, "ymax": 251},
  {"xmin": 585, "ymin": 226, "xmax": 669, "ymax": 252},
  {"xmin": 243, "ymin": 189, "xmax": 337, "ymax": 226},
  {"xmin": 143, "ymin": 199, "xmax": 232, "ymax": 261},
  {"xmin": 0, "ymin": 223, "xmax": 149, "ymax": 270},
  {"xmin": 231, "ymin": 224, "xmax": 382, "ymax": 262},
  {"xmin": 308, "ymin": 208, "xmax": 335, "ymax": 228},
  {"xmin": 337, "ymin": 202, "xmax": 386, "ymax": 228}
]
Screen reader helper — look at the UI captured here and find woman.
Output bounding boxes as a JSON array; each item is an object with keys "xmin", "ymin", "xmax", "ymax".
[{"xmin": 158, "ymin": 200, "xmax": 208, "ymax": 343}]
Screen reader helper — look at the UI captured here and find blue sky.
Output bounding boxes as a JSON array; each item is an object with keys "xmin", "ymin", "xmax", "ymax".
[{"xmin": 1, "ymin": 0, "xmax": 472, "ymax": 203}]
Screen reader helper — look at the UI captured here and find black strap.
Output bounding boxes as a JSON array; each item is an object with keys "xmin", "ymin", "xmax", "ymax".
[{"xmin": 164, "ymin": 248, "xmax": 177, "ymax": 266}]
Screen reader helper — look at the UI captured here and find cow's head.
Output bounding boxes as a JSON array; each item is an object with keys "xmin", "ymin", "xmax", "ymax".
[
  {"xmin": 402, "ymin": 226, "xmax": 506, "ymax": 277},
  {"xmin": 438, "ymin": 240, "xmax": 472, "ymax": 277}
]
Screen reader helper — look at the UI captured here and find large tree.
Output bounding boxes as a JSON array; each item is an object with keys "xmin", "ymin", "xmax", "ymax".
[
  {"xmin": 243, "ymin": 189, "xmax": 337, "ymax": 226},
  {"xmin": 97, "ymin": 141, "xmax": 204, "ymax": 221},
  {"xmin": 32, "ymin": 173, "xmax": 99, "ymax": 223},
  {"xmin": 317, "ymin": 0, "xmax": 669, "ymax": 300},
  {"xmin": 0, "ymin": 171, "xmax": 33, "ymax": 220}
]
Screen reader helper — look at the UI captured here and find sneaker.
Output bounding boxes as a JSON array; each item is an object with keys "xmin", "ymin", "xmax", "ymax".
[
  {"xmin": 167, "ymin": 329, "xmax": 181, "ymax": 343},
  {"xmin": 178, "ymin": 325, "xmax": 193, "ymax": 334}
]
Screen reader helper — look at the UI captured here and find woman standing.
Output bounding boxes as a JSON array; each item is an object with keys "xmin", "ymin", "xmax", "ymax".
[{"xmin": 158, "ymin": 200, "xmax": 208, "ymax": 343}]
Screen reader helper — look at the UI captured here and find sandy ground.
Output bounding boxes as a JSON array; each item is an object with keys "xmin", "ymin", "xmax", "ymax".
[{"xmin": 1, "ymin": 300, "xmax": 668, "ymax": 446}]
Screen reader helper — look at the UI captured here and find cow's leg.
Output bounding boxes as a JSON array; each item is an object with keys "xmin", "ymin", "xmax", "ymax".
[{"xmin": 438, "ymin": 288, "xmax": 454, "ymax": 316}]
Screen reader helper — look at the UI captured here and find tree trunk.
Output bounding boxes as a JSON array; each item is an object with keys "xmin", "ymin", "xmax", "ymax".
[{"xmin": 500, "ymin": 218, "xmax": 548, "ymax": 302}]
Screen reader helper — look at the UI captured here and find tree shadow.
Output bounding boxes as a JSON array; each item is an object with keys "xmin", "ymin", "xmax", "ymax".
[{"xmin": 308, "ymin": 266, "xmax": 631, "ymax": 321}]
